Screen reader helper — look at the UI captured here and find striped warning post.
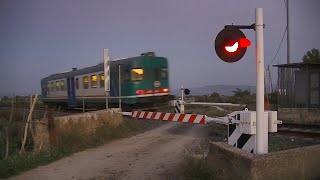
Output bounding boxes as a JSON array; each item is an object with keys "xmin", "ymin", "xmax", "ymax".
[
  {"xmin": 103, "ymin": 48, "xmax": 110, "ymax": 91},
  {"xmin": 132, "ymin": 111, "xmax": 205, "ymax": 124},
  {"xmin": 174, "ymin": 100, "xmax": 181, "ymax": 113},
  {"xmin": 228, "ymin": 123, "xmax": 256, "ymax": 153}
]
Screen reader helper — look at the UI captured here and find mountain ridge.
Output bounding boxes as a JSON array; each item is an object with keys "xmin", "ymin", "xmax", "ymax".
[{"xmin": 171, "ymin": 85, "xmax": 256, "ymax": 96}]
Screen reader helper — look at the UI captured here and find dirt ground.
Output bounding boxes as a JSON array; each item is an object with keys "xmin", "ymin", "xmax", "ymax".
[{"xmin": 9, "ymin": 121, "xmax": 210, "ymax": 180}]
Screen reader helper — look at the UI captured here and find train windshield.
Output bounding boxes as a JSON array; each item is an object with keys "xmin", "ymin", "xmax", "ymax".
[
  {"xmin": 131, "ymin": 68, "xmax": 143, "ymax": 81},
  {"xmin": 154, "ymin": 68, "xmax": 168, "ymax": 80},
  {"xmin": 141, "ymin": 68, "xmax": 168, "ymax": 81}
]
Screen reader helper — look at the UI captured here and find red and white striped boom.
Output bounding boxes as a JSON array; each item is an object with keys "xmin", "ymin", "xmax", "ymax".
[{"xmin": 131, "ymin": 111, "xmax": 206, "ymax": 124}]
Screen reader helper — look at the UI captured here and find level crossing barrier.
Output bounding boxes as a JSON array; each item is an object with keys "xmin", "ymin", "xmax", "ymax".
[{"xmin": 121, "ymin": 109, "xmax": 282, "ymax": 154}]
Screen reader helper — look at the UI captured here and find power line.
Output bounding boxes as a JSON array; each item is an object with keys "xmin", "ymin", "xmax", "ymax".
[
  {"xmin": 269, "ymin": 27, "xmax": 287, "ymax": 65},
  {"xmin": 268, "ymin": 0, "xmax": 287, "ymax": 66}
]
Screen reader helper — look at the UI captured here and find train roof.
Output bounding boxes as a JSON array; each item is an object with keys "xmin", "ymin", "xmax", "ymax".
[{"xmin": 41, "ymin": 54, "xmax": 166, "ymax": 83}]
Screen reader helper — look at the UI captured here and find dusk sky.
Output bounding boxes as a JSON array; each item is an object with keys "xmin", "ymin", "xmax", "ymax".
[{"xmin": 1, "ymin": 0, "xmax": 319, "ymax": 96}]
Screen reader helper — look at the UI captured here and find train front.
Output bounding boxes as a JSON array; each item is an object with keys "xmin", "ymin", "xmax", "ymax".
[{"xmin": 125, "ymin": 54, "xmax": 173, "ymax": 104}]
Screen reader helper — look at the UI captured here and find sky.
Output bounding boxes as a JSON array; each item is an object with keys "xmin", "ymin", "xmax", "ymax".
[{"xmin": 0, "ymin": 0, "xmax": 319, "ymax": 96}]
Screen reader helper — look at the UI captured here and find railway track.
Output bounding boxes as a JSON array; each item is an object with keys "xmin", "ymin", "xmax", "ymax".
[
  {"xmin": 278, "ymin": 123, "xmax": 320, "ymax": 138},
  {"xmin": 0, "ymin": 102, "xmax": 170, "ymax": 115}
]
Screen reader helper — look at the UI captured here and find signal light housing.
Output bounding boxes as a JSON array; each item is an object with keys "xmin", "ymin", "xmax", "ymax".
[{"xmin": 215, "ymin": 27, "xmax": 250, "ymax": 63}]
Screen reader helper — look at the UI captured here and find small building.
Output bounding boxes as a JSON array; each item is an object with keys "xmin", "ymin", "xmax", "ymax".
[{"xmin": 274, "ymin": 63, "xmax": 320, "ymax": 108}]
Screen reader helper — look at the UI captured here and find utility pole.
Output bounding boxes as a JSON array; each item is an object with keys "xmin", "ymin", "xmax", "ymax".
[
  {"xmin": 255, "ymin": 8, "xmax": 266, "ymax": 154},
  {"xmin": 287, "ymin": 0, "xmax": 290, "ymax": 64}
]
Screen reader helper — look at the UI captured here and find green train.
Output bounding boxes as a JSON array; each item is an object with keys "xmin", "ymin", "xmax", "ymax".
[{"xmin": 41, "ymin": 52, "xmax": 172, "ymax": 108}]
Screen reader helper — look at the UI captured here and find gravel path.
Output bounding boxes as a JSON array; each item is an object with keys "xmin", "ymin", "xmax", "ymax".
[{"xmin": 9, "ymin": 121, "xmax": 209, "ymax": 180}]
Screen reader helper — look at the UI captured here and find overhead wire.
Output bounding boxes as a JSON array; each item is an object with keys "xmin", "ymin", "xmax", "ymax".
[
  {"xmin": 268, "ymin": 27, "xmax": 287, "ymax": 66},
  {"xmin": 265, "ymin": 0, "xmax": 287, "ymax": 95},
  {"xmin": 268, "ymin": 0, "xmax": 287, "ymax": 66}
]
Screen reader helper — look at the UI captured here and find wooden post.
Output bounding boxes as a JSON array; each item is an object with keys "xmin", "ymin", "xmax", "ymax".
[
  {"xmin": 20, "ymin": 94, "xmax": 38, "ymax": 154},
  {"xmin": 5, "ymin": 93, "xmax": 15, "ymax": 159}
]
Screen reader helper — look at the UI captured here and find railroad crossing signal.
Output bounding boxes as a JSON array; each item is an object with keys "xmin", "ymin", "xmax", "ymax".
[
  {"xmin": 215, "ymin": 27, "xmax": 251, "ymax": 63},
  {"xmin": 184, "ymin": 88, "xmax": 190, "ymax": 95},
  {"xmin": 213, "ymin": 8, "xmax": 267, "ymax": 155}
]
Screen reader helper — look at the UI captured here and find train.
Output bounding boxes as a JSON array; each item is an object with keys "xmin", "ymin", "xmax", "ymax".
[{"xmin": 41, "ymin": 52, "xmax": 172, "ymax": 109}]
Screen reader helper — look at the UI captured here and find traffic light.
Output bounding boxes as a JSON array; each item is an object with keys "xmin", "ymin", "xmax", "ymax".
[{"xmin": 215, "ymin": 27, "xmax": 251, "ymax": 63}]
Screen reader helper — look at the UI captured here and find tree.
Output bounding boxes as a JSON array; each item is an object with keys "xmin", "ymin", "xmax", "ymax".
[
  {"xmin": 230, "ymin": 88, "xmax": 254, "ymax": 104},
  {"xmin": 303, "ymin": 48, "xmax": 320, "ymax": 63},
  {"xmin": 232, "ymin": 88, "xmax": 250, "ymax": 97},
  {"xmin": 208, "ymin": 92, "xmax": 226, "ymax": 102}
]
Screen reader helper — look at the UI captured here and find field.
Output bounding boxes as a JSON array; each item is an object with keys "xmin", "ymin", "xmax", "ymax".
[{"xmin": 1, "ymin": 99, "xmax": 320, "ymax": 179}]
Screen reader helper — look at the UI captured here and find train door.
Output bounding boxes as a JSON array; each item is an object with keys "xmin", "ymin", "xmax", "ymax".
[
  {"xmin": 152, "ymin": 58, "xmax": 168, "ymax": 90},
  {"xmin": 152, "ymin": 61, "xmax": 161, "ymax": 88},
  {"xmin": 67, "ymin": 77, "xmax": 76, "ymax": 106}
]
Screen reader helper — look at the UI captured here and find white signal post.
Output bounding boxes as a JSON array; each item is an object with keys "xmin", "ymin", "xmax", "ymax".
[
  {"xmin": 181, "ymin": 85, "xmax": 185, "ymax": 114},
  {"xmin": 255, "ymin": 8, "xmax": 266, "ymax": 154},
  {"xmin": 104, "ymin": 48, "xmax": 110, "ymax": 109},
  {"xmin": 119, "ymin": 65, "xmax": 122, "ymax": 110}
]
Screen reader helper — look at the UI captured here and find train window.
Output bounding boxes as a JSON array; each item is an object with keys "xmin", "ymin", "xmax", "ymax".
[
  {"xmin": 47, "ymin": 83, "xmax": 51, "ymax": 92},
  {"xmin": 83, "ymin": 76, "xmax": 89, "ymax": 89},
  {"xmin": 161, "ymin": 68, "xmax": 168, "ymax": 79},
  {"xmin": 99, "ymin": 74, "xmax": 104, "ymax": 87},
  {"xmin": 56, "ymin": 81, "xmax": 60, "ymax": 91},
  {"xmin": 91, "ymin": 75, "xmax": 97, "ymax": 88},
  {"xmin": 143, "ymin": 69, "xmax": 151, "ymax": 80},
  {"xmin": 131, "ymin": 68, "xmax": 143, "ymax": 81},
  {"xmin": 60, "ymin": 80, "xmax": 65, "ymax": 91},
  {"xmin": 75, "ymin": 78, "xmax": 79, "ymax": 89},
  {"xmin": 51, "ymin": 82, "xmax": 55, "ymax": 91},
  {"xmin": 124, "ymin": 69, "xmax": 130, "ymax": 82}
]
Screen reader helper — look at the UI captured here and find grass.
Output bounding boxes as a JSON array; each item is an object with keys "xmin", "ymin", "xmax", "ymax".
[
  {"xmin": 0, "ymin": 98, "xmax": 44, "ymax": 108},
  {"xmin": 0, "ymin": 118, "xmax": 148, "ymax": 178},
  {"xmin": 269, "ymin": 135, "xmax": 320, "ymax": 152},
  {"xmin": 208, "ymin": 124, "xmax": 228, "ymax": 141},
  {"xmin": 0, "ymin": 150, "xmax": 66, "ymax": 178},
  {"xmin": 182, "ymin": 141, "xmax": 213, "ymax": 180},
  {"xmin": 183, "ymin": 155, "xmax": 213, "ymax": 180}
]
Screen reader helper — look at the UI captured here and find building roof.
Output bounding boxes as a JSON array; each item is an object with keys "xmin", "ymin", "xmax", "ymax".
[{"xmin": 273, "ymin": 62, "xmax": 320, "ymax": 68}]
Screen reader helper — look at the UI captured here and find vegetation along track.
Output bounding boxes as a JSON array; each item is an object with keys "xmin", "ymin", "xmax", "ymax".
[{"xmin": 278, "ymin": 123, "xmax": 320, "ymax": 138}]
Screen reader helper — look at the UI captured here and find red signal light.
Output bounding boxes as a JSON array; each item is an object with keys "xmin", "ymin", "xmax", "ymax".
[
  {"xmin": 239, "ymin": 38, "xmax": 251, "ymax": 48},
  {"xmin": 225, "ymin": 38, "xmax": 250, "ymax": 53},
  {"xmin": 225, "ymin": 42, "xmax": 239, "ymax": 53},
  {"xmin": 215, "ymin": 28, "xmax": 249, "ymax": 63}
]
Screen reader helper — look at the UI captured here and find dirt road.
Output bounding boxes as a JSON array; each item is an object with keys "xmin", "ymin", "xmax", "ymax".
[{"xmin": 10, "ymin": 121, "xmax": 209, "ymax": 180}]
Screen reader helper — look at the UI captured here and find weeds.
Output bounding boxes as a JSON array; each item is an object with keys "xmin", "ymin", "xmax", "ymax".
[
  {"xmin": 208, "ymin": 124, "xmax": 228, "ymax": 141},
  {"xmin": 0, "ymin": 117, "xmax": 148, "ymax": 178},
  {"xmin": 269, "ymin": 135, "xmax": 320, "ymax": 152},
  {"xmin": 183, "ymin": 141, "xmax": 213, "ymax": 180},
  {"xmin": 0, "ymin": 149, "xmax": 66, "ymax": 178},
  {"xmin": 183, "ymin": 155, "xmax": 212, "ymax": 180}
]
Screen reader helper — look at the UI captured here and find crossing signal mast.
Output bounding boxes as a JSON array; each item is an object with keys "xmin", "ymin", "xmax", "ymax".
[{"xmin": 214, "ymin": 8, "xmax": 268, "ymax": 155}]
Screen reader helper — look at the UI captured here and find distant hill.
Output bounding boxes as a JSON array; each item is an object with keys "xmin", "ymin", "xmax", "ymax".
[{"xmin": 171, "ymin": 85, "xmax": 256, "ymax": 96}]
